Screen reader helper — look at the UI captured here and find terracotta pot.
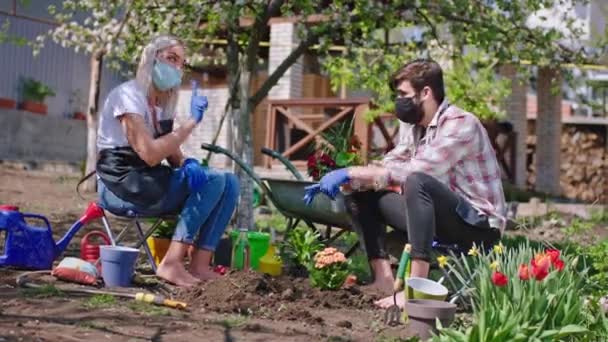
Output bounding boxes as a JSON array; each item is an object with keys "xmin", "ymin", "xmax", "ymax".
[
  {"xmin": 0, "ymin": 98, "xmax": 16, "ymax": 109},
  {"xmin": 73, "ymin": 112, "xmax": 86, "ymax": 120},
  {"xmin": 405, "ymin": 299, "xmax": 457, "ymax": 340},
  {"xmin": 19, "ymin": 100, "xmax": 47, "ymax": 115}
]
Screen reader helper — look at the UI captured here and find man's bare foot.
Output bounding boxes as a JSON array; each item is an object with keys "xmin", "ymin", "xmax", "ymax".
[
  {"xmin": 157, "ymin": 261, "xmax": 200, "ymax": 287},
  {"xmin": 375, "ymin": 291, "xmax": 406, "ymax": 309},
  {"xmin": 190, "ymin": 268, "xmax": 221, "ymax": 281}
]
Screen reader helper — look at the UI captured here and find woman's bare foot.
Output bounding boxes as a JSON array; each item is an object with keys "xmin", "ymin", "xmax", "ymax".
[
  {"xmin": 157, "ymin": 261, "xmax": 200, "ymax": 287},
  {"xmin": 189, "ymin": 248, "xmax": 218, "ymax": 280},
  {"xmin": 190, "ymin": 268, "xmax": 221, "ymax": 281},
  {"xmin": 374, "ymin": 291, "xmax": 406, "ymax": 309}
]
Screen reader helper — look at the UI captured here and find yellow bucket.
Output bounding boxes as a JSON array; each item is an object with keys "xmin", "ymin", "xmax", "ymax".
[{"xmin": 146, "ymin": 237, "xmax": 171, "ymax": 266}]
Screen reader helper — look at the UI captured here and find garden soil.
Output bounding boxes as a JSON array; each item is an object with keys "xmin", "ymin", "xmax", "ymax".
[
  {"xmin": 3, "ymin": 164, "xmax": 605, "ymax": 341},
  {"xmin": 0, "ymin": 164, "xmax": 412, "ymax": 341}
]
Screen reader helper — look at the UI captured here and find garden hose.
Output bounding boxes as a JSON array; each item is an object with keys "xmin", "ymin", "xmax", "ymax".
[{"xmin": 16, "ymin": 270, "xmax": 187, "ymax": 310}]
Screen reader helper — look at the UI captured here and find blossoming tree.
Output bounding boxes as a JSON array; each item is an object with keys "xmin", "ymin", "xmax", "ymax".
[{"xmin": 33, "ymin": 0, "xmax": 600, "ymax": 230}]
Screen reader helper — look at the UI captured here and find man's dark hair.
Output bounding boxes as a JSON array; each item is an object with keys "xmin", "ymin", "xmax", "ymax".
[{"xmin": 391, "ymin": 59, "xmax": 445, "ymax": 103}]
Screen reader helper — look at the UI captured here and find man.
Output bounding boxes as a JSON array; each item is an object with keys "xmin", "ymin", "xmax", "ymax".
[{"xmin": 304, "ymin": 59, "xmax": 506, "ymax": 307}]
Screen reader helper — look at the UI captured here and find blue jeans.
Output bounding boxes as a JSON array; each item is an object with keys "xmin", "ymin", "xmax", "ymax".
[{"xmin": 98, "ymin": 169, "xmax": 240, "ymax": 251}]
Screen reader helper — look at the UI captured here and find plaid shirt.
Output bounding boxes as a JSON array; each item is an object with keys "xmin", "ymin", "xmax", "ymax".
[{"xmin": 383, "ymin": 100, "xmax": 506, "ymax": 232}]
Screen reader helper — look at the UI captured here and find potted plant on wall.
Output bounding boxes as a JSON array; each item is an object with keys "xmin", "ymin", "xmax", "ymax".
[{"xmin": 18, "ymin": 78, "xmax": 56, "ymax": 115}]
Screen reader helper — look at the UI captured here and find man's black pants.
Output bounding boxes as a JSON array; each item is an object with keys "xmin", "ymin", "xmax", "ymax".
[{"xmin": 345, "ymin": 172, "xmax": 500, "ymax": 261}]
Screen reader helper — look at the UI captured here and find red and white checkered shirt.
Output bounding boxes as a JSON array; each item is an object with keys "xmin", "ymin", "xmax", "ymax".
[{"xmin": 383, "ymin": 100, "xmax": 507, "ymax": 232}]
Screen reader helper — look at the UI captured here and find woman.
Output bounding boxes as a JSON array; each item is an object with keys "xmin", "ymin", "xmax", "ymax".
[{"xmin": 96, "ymin": 35, "xmax": 240, "ymax": 287}]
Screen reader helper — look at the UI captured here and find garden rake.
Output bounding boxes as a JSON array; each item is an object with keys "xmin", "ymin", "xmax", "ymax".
[{"xmin": 385, "ymin": 243, "xmax": 411, "ymax": 326}]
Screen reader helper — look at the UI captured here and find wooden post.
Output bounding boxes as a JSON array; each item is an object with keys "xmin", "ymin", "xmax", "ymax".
[{"xmin": 353, "ymin": 103, "xmax": 370, "ymax": 164}]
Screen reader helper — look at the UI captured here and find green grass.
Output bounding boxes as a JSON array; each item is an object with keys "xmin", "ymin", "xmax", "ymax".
[
  {"xmin": 83, "ymin": 294, "xmax": 117, "ymax": 309},
  {"xmin": 128, "ymin": 301, "xmax": 171, "ymax": 316},
  {"xmin": 215, "ymin": 314, "xmax": 249, "ymax": 328},
  {"xmin": 20, "ymin": 285, "xmax": 63, "ymax": 298}
]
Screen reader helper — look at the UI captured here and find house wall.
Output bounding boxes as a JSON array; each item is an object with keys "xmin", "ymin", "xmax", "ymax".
[
  {"xmin": 0, "ymin": 9, "xmax": 124, "ymax": 119},
  {"xmin": 0, "ymin": 109, "xmax": 86, "ymax": 163}
]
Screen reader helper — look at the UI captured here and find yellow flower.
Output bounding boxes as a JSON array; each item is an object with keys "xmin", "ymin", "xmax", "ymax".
[
  {"xmin": 493, "ymin": 242, "xmax": 505, "ymax": 255},
  {"xmin": 468, "ymin": 245, "xmax": 480, "ymax": 257},
  {"xmin": 490, "ymin": 261, "xmax": 499, "ymax": 271},
  {"xmin": 437, "ymin": 255, "xmax": 449, "ymax": 269}
]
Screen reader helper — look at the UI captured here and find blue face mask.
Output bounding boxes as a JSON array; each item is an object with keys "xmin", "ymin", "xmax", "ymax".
[{"xmin": 152, "ymin": 61, "xmax": 183, "ymax": 91}]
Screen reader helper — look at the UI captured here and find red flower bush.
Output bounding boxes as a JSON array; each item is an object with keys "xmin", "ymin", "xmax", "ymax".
[{"xmin": 307, "ymin": 152, "xmax": 336, "ymax": 180}]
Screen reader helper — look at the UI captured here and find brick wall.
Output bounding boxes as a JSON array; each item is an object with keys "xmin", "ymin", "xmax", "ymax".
[
  {"xmin": 175, "ymin": 86, "xmax": 230, "ymax": 168},
  {"xmin": 268, "ymin": 22, "xmax": 303, "ymax": 100}
]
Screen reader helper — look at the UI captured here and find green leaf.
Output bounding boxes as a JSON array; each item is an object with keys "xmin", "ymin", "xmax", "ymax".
[{"xmin": 335, "ymin": 151, "xmax": 356, "ymax": 167}]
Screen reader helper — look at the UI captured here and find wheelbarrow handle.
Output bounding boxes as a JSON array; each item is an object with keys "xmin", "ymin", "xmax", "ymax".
[
  {"xmin": 261, "ymin": 147, "xmax": 304, "ymax": 181},
  {"xmin": 200, "ymin": 143, "xmax": 270, "ymax": 197}
]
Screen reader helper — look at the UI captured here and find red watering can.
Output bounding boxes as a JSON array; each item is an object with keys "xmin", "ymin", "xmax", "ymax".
[{"xmin": 80, "ymin": 231, "xmax": 111, "ymax": 265}]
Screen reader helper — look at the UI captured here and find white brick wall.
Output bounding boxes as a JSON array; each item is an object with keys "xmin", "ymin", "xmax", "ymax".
[
  {"xmin": 268, "ymin": 22, "xmax": 303, "ymax": 100},
  {"xmin": 175, "ymin": 87, "xmax": 230, "ymax": 168}
]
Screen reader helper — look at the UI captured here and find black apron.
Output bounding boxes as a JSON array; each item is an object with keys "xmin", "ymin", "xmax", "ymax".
[{"xmin": 95, "ymin": 119, "xmax": 187, "ymax": 210}]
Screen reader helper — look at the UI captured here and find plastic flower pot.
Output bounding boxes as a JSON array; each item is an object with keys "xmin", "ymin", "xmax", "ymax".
[
  {"xmin": 146, "ymin": 237, "xmax": 171, "ymax": 266},
  {"xmin": 405, "ymin": 299, "xmax": 457, "ymax": 340},
  {"xmin": 406, "ymin": 277, "xmax": 449, "ymax": 301},
  {"xmin": 229, "ymin": 231, "xmax": 270, "ymax": 270},
  {"xmin": 100, "ymin": 246, "xmax": 139, "ymax": 287}
]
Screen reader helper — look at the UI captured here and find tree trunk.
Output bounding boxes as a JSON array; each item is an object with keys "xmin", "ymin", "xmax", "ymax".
[
  {"xmin": 233, "ymin": 63, "xmax": 255, "ymax": 230},
  {"xmin": 82, "ymin": 50, "xmax": 104, "ymax": 192}
]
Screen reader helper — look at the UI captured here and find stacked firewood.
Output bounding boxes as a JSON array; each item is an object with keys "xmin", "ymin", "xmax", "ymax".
[{"xmin": 527, "ymin": 126, "xmax": 607, "ymax": 203}]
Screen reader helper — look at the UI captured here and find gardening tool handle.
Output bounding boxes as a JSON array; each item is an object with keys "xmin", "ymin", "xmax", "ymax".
[
  {"xmin": 393, "ymin": 244, "xmax": 412, "ymax": 291},
  {"xmin": 135, "ymin": 292, "xmax": 187, "ymax": 309}
]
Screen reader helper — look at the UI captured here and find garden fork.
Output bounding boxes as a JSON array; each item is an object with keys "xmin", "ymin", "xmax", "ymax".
[{"xmin": 385, "ymin": 244, "xmax": 411, "ymax": 326}]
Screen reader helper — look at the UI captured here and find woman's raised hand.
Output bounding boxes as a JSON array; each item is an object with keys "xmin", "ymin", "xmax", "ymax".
[{"xmin": 190, "ymin": 80, "xmax": 208, "ymax": 123}]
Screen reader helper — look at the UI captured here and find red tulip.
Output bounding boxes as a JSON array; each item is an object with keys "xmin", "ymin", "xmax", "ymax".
[
  {"xmin": 491, "ymin": 271, "xmax": 508, "ymax": 287},
  {"xmin": 546, "ymin": 249, "xmax": 560, "ymax": 263},
  {"xmin": 553, "ymin": 258, "xmax": 565, "ymax": 271},
  {"xmin": 518, "ymin": 264, "xmax": 530, "ymax": 280},
  {"xmin": 531, "ymin": 253, "xmax": 551, "ymax": 281}
]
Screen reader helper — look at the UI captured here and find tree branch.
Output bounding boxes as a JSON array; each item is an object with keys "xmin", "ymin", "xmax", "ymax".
[
  {"xmin": 244, "ymin": 0, "xmax": 285, "ymax": 72},
  {"xmin": 414, "ymin": 7, "xmax": 445, "ymax": 48}
]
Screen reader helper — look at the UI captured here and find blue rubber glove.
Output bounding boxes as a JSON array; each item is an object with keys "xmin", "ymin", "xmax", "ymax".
[
  {"xmin": 319, "ymin": 168, "xmax": 350, "ymax": 199},
  {"xmin": 182, "ymin": 158, "xmax": 208, "ymax": 191},
  {"xmin": 303, "ymin": 184, "xmax": 320, "ymax": 206},
  {"xmin": 190, "ymin": 80, "xmax": 208, "ymax": 123}
]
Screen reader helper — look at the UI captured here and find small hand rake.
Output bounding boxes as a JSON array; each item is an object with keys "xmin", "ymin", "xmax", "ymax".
[{"xmin": 384, "ymin": 244, "xmax": 411, "ymax": 326}]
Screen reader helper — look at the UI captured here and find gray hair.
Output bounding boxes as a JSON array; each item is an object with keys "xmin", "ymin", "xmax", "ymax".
[{"xmin": 136, "ymin": 34, "xmax": 184, "ymax": 118}]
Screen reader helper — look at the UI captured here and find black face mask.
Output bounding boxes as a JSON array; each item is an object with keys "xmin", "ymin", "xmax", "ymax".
[{"xmin": 395, "ymin": 95, "xmax": 424, "ymax": 124}]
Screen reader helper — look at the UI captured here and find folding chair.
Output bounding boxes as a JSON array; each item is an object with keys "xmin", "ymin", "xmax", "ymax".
[{"xmin": 97, "ymin": 204, "xmax": 174, "ymax": 274}]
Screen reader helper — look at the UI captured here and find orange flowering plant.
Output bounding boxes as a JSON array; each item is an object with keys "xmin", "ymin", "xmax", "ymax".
[
  {"xmin": 309, "ymin": 247, "xmax": 351, "ymax": 290},
  {"xmin": 433, "ymin": 243, "xmax": 608, "ymax": 341}
]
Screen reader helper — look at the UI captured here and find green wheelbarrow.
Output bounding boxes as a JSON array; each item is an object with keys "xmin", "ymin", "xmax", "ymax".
[{"xmin": 201, "ymin": 143, "xmax": 359, "ymax": 256}]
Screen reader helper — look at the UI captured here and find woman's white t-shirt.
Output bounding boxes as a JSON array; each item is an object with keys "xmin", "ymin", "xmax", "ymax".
[{"xmin": 97, "ymin": 80, "xmax": 161, "ymax": 150}]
